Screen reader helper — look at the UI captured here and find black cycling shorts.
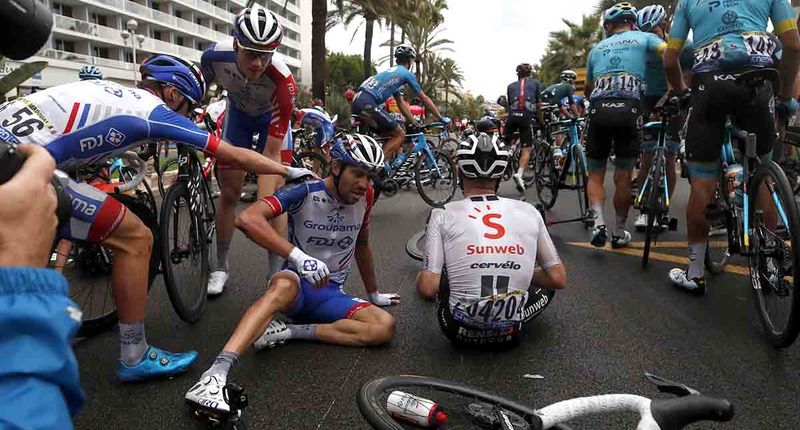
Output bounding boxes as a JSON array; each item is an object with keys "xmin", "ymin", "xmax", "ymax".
[
  {"xmin": 641, "ymin": 94, "xmax": 682, "ymax": 154},
  {"xmin": 504, "ymin": 111, "xmax": 534, "ymax": 147},
  {"xmin": 351, "ymin": 91, "xmax": 398, "ymax": 134},
  {"xmin": 684, "ymin": 70, "xmax": 775, "ymax": 163},
  {"xmin": 586, "ymin": 98, "xmax": 641, "ymax": 167}
]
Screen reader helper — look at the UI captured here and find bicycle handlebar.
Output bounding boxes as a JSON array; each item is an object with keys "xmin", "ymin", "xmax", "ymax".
[{"xmin": 115, "ymin": 152, "xmax": 147, "ymax": 193}]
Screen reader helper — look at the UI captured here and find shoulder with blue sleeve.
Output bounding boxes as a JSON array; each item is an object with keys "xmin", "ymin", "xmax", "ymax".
[
  {"xmin": 147, "ymin": 105, "xmax": 219, "ymax": 153},
  {"xmin": 400, "ymin": 65, "xmax": 423, "ymax": 94},
  {"xmin": 262, "ymin": 179, "xmax": 320, "ymax": 215}
]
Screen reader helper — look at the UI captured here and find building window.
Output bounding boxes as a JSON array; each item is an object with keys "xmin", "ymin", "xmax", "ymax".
[
  {"xmin": 124, "ymin": 51, "xmax": 134, "ymax": 63},
  {"xmin": 195, "ymin": 17, "xmax": 203, "ymax": 26},
  {"xmin": 90, "ymin": 12, "xmax": 108, "ymax": 27},
  {"xmin": 174, "ymin": 9, "xmax": 183, "ymax": 19},
  {"xmin": 153, "ymin": 30, "xmax": 163, "ymax": 40},
  {"xmin": 176, "ymin": 36, "xmax": 185, "ymax": 46},
  {"xmin": 55, "ymin": 39, "xmax": 76, "ymax": 53},
  {"xmin": 53, "ymin": 2, "xmax": 74, "ymax": 17},
  {"xmin": 92, "ymin": 46, "xmax": 110, "ymax": 58}
]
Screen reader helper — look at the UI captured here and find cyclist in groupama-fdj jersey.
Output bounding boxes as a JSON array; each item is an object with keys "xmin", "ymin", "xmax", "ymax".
[
  {"xmin": 663, "ymin": 0, "xmax": 800, "ymax": 294},
  {"xmin": 584, "ymin": 2, "xmax": 667, "ymax": 251},
  {"xmin": 0, "ymin": 54, "xmax": 309, "ymax": 383}
]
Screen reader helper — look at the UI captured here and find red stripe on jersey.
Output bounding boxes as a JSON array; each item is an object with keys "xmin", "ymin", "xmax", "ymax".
[
  {"xmin": 262, "ymin": 195, "xmax": 283, "ymax": 215},
  {"xmin": 362, "ymin": 186, "xmax": 375, "ymax": 230},
  {"xmin": 344, "ymin": 301, "xmax": 372, "ymax": 319},
  {"xmin": 64, "ymin": 103, "xmax": 80, "ymax": 133},
  {"xmin": 87, "ymin": 197, "xmax": 127, "ymax": 243},
  {"xmin": 205, "ymin": 134, "xmax": 220, "ymax": 154},
  {"xmin": 518, "ymin": 79, "xmax": 526, "ymax": 110}
]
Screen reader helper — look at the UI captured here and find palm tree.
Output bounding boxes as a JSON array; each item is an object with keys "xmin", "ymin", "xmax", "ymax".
[
  {"xmin": 536, "ymin": 14, "xmax": 603, "ymax": 84},
  {"xmin": 436, "ymin": 57, "xmax": 463, "ymax": 113},
  {"xmin": 332, "ymin": 0, "xmax": 385, "ymax": 81},
  {"xmin": 400, "ymin": 0, "xmax": 451, "ymax": 76},
  {"xmin": 311, "ymin": 0, "xmax": 327, "ymax": 101}
]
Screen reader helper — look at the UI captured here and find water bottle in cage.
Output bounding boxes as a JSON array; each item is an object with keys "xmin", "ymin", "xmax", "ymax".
[{"xmin": 386, "ymin": 391, "xmax": 449, "ymax": 428}]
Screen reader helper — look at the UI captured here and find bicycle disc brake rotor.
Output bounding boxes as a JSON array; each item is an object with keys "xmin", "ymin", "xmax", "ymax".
[
  {"xmin": 761, "ymin": 230, "xmax": 792, "ymax": 297},
  {"xmin": 467, "ymin": 402, "xmax": 531, "ymax": 430}
]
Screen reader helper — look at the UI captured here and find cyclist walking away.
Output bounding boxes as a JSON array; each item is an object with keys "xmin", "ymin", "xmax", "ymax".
[
  {"xmin": 584, "ymin": 2, "xmax": 667, "ymax": 249},
  {"xmin": 663, "ymin": 0, "xmax": 800, "ymax": 294},
  {"xmin": 0, "ymin": 54, "xmax": 310, "ymax": 382},
  {"xmin": 633, "ymin": 4, "xmax": 693, "ymax": 232},
  {"xmin": 505, "ymin": 63, "xmax": 543, "ymax": 193},
  {"xmin": 416, "ymin": 132, "xmax": 566, "ymax": 349},
  {"xmin": 77, "ymin": 65, "xmax": 103, "ymax": 81},
  {"xmin": 351, "ymin": 45, "xmax": 450, "ymax": 171},
  {"xmin": 201, "ymin": 4, "xmax": 298, "ymax": 295},
  {"xmin": 185, "ymin": 135, "xmax": 399, "ymax": 414}
]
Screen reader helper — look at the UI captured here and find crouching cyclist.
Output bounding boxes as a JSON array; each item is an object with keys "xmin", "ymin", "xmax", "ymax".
[
  {"xmin": 416, "ymin": 132, "xmax": 567, "ymax": 349},
  {"xmin": 185, "ymin": 134, "xmax": 399, "ymax": 413}
]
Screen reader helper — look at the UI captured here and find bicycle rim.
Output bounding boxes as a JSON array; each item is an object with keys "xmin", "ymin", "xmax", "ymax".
[
  {"xmin": 358, "ymin": 375, "xmax": 541, "ymax": 430},
  {"xmin": 749, "ymin": 162, "xmax": 800, "ymax": 347},
  {"xmin": 295, "ymin": 151, "xmax": 330, "ymax": 178},
  {"xmin": 415, "ymin": 148, "xmax": 457, "ymax": 207},
  {"xmin": 158, "ymin": 159, "xmax": 179, "ymax": 198},
  {"xmin": 160, "ymin": 182, "xmax": 208, "ymax": 324},
  {"xmin": 534, "ymin": 145, "xmax": 558, "ymax": 210}
]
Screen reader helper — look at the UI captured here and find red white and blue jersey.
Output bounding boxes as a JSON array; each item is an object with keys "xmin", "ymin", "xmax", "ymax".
[
  {"xmin": 0, "ymin": 80, "xmax": 219, "ymax": 172},
  {"xmin": 200, "ymin": 39, "xmax": 297, "ymax": 140},
  {"xmin": 262, "ymin": 180, "xmax": 375, "ymax": 284}
]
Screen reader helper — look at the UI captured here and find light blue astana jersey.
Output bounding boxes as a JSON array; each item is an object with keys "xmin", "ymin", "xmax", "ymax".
[{"xmin": 586, "ymin": 30, "xmax": 667, "ymax": 100}]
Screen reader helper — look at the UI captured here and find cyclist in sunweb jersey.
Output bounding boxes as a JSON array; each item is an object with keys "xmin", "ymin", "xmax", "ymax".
[
  {"xmin": 0, "ymin": 54, "xmax": 310, "ymax": 382},
  {"xmin": 505, "ymin": 63, "xmax": 543, "ymax": 193},
  {"xmin": 663, "ymin": 0, "xmax": 800, "ymax": 294},
  {"xmin": 201, "ymin": 4, "xmax": 298, "ymax": 295},
  {"xmin": 584, "ymin": 2, "xmax": 667, "ymax": 249},
  {"xmin": 185, "ymin": 135, "xmax": 399, "ymax": 414},
  {"xmin": 416, "ymin": 132, "xmax": 566, "ymax": 349}
]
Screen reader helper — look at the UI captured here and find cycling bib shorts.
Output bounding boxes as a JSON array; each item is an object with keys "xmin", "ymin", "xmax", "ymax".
[{"xmin": 586, "ymin": 99, "xmax": 641, "ymax": 171}]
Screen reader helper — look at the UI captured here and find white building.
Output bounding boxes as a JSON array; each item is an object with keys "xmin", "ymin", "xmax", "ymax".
[{"xmin": 3, "ymin": 0, "xmax": 311, "ymax": 95}]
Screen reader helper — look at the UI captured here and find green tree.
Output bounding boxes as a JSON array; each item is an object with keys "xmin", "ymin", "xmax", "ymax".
[
  {"xmin": 326, "ymin": 52, "xmax": 375, "ymax": 92},
  {"xmin": 311, "ymin": 0, "xmax": 328, "ymax": 101},
  {"xmin": 332, "ymin": 0, "xmax": 385, "ymax": 81},
  {"xmin": 535, "ymin": 14, "xmax": 603, "ymax": 85}
]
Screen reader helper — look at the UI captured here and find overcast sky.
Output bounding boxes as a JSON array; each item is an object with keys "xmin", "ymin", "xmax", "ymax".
[{"xmin": 326, "ymin": 0, "xmax": 600, "ymax": 99}]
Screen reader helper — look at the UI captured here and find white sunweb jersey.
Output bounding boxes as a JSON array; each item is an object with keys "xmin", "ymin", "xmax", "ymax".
[
  {"xmin": 262, "ymin": 179, "xmax": 375, "ymax": 284},
  {"xmin": 424, "ymin": 195, "xmax": 561, "ymax": 329}
]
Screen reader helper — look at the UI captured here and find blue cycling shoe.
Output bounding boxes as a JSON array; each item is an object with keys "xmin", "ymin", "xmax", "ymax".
[{"xmin": 117, "ymin": 346, "xmax": 198, "ymax": 382}]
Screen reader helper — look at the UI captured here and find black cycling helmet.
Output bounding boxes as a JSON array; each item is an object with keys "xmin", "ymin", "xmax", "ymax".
[
  {"xmin": 516, "ymin": 63, "xmax": 532, "ymax": 77},
  {"xmin": 394, "ymin": 44, "xmax": 416, "ymax": 62},
  {"xmin": 475, "ymin": 116, "xmax": 499, "ymax": 133},
  {"xmin": 456, "ymin": 133, "xmax": 510, "ymax": 179}
]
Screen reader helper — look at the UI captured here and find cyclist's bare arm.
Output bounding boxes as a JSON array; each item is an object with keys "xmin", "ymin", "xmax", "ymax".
[
  {"xmin": 415, "ymin": 270, "xmax": 440, "ymax": 300},
  {"xmin": 531, "ymin": 228, "xmax": 567, "ymax": 290},
  {"xmin": 570, "ymin": 103, "xmax": 580, "ymax": 118},
  {"xmin": 417, "ymin": 91, "xmax": 445, "ymax": 121},
  {"xmin": 234, "ymin": 199, "xmax": 294, "ymax": 257},
  {"xmin": 777, "ymin": 22, "xmax": 800, "ymax": 99},
  {"xmin": 537, "ymin": 101, "xmax": 544, "ymax": 124},
  {"xmin": 214, "ymin": 141, "xmax": 290, "ymax": 177},
  {"xmin": 663, "ymin": 49, "xmax": 687, "ymax": 93},
  {"xmin": 396, "ymin": 95, "xmax": 416, "ymax": 124},
  {"xmin": 355, "ymin": 226, "xmax": 380, "ymax": 295}
]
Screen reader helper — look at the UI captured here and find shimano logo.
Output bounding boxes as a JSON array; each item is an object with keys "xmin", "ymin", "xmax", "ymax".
[
  {"xmin": 713, "ymin": 74, "xmax": 736, "ymax": 81},
  {"xmin": 303, "ymin": 220, "xmax": 361, "ymax": 232},
  {"xmin": 465, "ymin": 244, "xmax": 525, "ymax": 255},
  {"xmin": 469, "ymin": 261, "xmax": 522, "ymax": 270}
]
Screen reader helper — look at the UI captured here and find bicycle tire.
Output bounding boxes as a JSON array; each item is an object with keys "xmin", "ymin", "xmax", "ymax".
[
  {"xmin": 65, "ymin": 193, "xmax": 158, "ymax": 337},
  {"xmin": 414, "ymin": 148, "xmax": 457, "ymax": 207},
  {"xmin": 158, "ymin": 158, "xmax": 179, "ymax": 198},
  {"xmin": 405, "ymin": 230, "xmax": 426, "ymax": 261},
  {"xmin": 294, "ymin": 151, "xmax": 330, "ymax": 178},
  {"xmin": 438, "ymin": 137, "xmax": 460, "ymax": 155},
  {"xmin": 357, "ymin": 375, "xmax": 542, "ymax": 430},
  {"xmin": 160, "ymin": 181, "xmax": 208, "ymax": 324},
  {"xmin": 572, "ymin": 144, "xmax": 591, "ymax": 228},
  {"xmin": 748, "ymin": 161, "xmax": 800, "ymax": 347},
  {"xmin": 120, "ymin": 165, "xmax": 157, "ymax": 216},
  {"xmin": 642, "ymin": 155, "xmax": 666, "ymax": 269},
  {"xmin": 534, "ymin": 143, "xmax": 558, "ymax": 210}
]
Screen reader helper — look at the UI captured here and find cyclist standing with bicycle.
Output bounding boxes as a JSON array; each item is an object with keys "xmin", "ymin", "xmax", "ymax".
[
  {"xmin": 663, "ymin": 0, "xmax": 800, "ymax": 293},
  {"xmin": 505, "ymin": 63, "xmax": 543, "ymax": 193},
  {"xmin": 584, "ymin": 2, "xmax": 667, "ymax": 249},
  {"xmin": 201, "ymin": 4, "xmax": 298, "ymax": 295}
]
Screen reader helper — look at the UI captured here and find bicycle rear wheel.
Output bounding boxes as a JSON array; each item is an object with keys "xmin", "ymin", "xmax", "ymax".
[
  {"xmin": 642, "ymin": 158, "xmax": 666, "ymax": 269},
  {"xmin": 294, "ymin": 151, "xmax": 330, "ymax": 178},
  {"xmin": 160, "ymin": 181, "xmax": 208, "ymax": 324},
  {"xmin": 748, "ymin": 161, "xmax": 800, "ymax": 348},
  {"xmin": 358, "ymin": 375, "xmax": 541, "ymax": 430},
  {"xmin": 571, "ymin": 144, "xmax": 591, "ymax": 229},
  {"xmin": 414, "ymin": 148, "xmax": 458, "ymax": 207},
  {"xmin": 705, "ymin": 180, "xmax": 733, "ymax": 275},
  {"xmin": 534, "ymin": 143, "xmax": 558, "ymax": 210}
]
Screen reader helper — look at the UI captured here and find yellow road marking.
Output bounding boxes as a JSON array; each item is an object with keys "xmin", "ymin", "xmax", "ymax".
[{"xmin": 623, "ymin": 241, "xmax": 728, "ymax": 249}]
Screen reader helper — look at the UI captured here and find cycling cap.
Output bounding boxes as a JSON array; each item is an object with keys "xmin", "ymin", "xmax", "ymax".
[
  {"xmin": 140, "ymin": 54, "xmax": 206, "ymax": 105},
  {"xmin": 604, "ymin": 2, "xmax": 638, "ymax": 24},
  {"xmin": 78, "ymin": 65, "xmax": 103, "ymax": 81},
  {"xmin": 637, "ymin": 5, "xmax": 666, "ymax": 32},
  {"xmin": 331, "ymin": 134, "xmax": 385, "ymax": 173},
  {"xmin": 234, "ymin": 4, "xmax": 283, "ymax": 52},
  {"xmin": 457, "ymin": 133, "xmax": 509, "ymax": 179}
]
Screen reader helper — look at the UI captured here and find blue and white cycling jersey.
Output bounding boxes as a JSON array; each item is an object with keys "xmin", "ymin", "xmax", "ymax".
[
  {"xmin": 358, "ymin": 65, "xmax": 423, "ymax": 104},
  {"xmin": 262, "ymin": 180, "xmax": 375, "ymax": 284},
  {"xmin": 295, "ymin": 108, "xmax": 335, "ymax": 147},
  {"xmin": 586, "ymin": 30, "xmax": 667, "ymax": 100},
  {"xmin": 0, "ymin": 80, "xmax": 218, "ymax": 172},
  {"xmin": 668, "ymin": 0, "xmax": 797, "ymax": 73}
]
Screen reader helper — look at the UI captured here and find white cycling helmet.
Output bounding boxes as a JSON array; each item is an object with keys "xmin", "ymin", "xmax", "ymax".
[
  {"xmin": 637, "ymin": 4, "xmax": 666, "ymax": 32},
  {"xmin": 233, "ymin": 4, "xmax": 283, "ymax": 52},
  {"xmin": 456, "ymin": 133, "xmax": 509, "ymax": 179},
  {"xmin": 331, "ymin": 134, "xmax": 386, "ymax": 173},
  {"xmin": 561, "ymin": 70, "xmax": 578, "ymax": 83}
]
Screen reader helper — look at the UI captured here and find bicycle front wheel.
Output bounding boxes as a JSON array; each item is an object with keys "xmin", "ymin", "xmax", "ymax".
[
  {"xmin": 158, "ymin": 158, "xmax": 179, "ymax": 198},
  {"xmin": 358, "ymin": 375, "xmax": 542, "ymax": 430},
  {"xmin": 160, "ymin": 181, "xmax": 208, "ymax": 324},
  {"xmin": 414, "ymin": 148, "xmax": 458, "ymax": 207},
  {"xmin": 748, "ymin": 161, "xmax": 800, "ymax": 348},
  {"xmin": 571, "ymin": 144, "xmax": 591, "ymax": 228}
]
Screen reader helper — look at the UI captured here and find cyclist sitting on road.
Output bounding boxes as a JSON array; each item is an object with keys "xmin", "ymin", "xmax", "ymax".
[
  {"xmin": 584, "ymin": 2, "xmax": 667, "ymax": 249},
  {"xmin": 505, "ymin": 63, "xmax": 543, "ymax": 193},
  {"xmin": 201, "ymin": 4, "xmax": 298, "ymax": 295},
  {"xmin": 663, "ymin": 0, "xmax": 800, "ymax": 294},
  {"xmin": 77, "ymin": 65, "xmax": 103, "ymax": 81},
  {"xmin": 351, "ymin": 45, "xmax": 449, "ymax": 172},
  {"xmin": 185, "ymin": 134, "xmax": 399, "ymax": 414},
  {"xmin": 416, "ymin": 132, "xmax": 566, "ymax": 349},
  {"xmin": 0, "ymin": 53, "xmax": 310, "ymax": 383}
]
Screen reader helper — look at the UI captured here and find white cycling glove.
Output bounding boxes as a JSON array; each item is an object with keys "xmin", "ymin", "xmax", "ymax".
[
  {"xmin": 288, "ymin": 247, "xmax": 329, "ymax": 285},
  {"xmin": 367, "ymin": 292, "xmax": 400, "ymax": 307},
  {"xmin": 285, "ymin": 166, "xmax": 316, "ymax": 182}
]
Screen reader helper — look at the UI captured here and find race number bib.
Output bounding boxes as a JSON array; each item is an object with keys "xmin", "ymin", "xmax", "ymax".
[
  {"xmin": 743, "ymin": 32, "xmax": 776, "ymax": 58},
  {"xmin": 592, "ymin": 73, "xmax": 642, "ymax": 99},
  {"xmin": 451, "ymin": 290, "xmax": 529, "ymax": 330},
  {"xmin": 694, "ymin": 38, "xmax": 723, "ymax": 66},
  {"xmin": 0, "ymin": 99, "xmax": 57, "ymax": 145}
]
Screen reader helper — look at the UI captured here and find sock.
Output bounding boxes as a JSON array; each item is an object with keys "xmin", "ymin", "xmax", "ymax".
[
  {"xmin": 687, "ymin": 242, "xmax": 707, "ymax": 280},
  {"xmin": 268, "ymin": 252, "xmax": 285, "ymax": 277},
  {"xmin": 614, "ymin": 214, "xmax": 627, "ymax": 236},
  {"xmin": 591, "ymin": 203, "xmax": 605, "ymax": 228},
  {"xmin": 203, "ymin": 350, "xmax": 239, "ymax": 378},
  {"xmin": 516, "ymin": 167, "xmax": 525, "ymax": 177},
  {"xmin": 119, "ymin": 322, "xmax": 148, "ymax": 365},
  {"xmin": 213, "ymin": 240, "xmax": 230, "ymax": 272},
  {"xmin": 287, "ymin": 324, "xmax": 318, "ymax": 341}
]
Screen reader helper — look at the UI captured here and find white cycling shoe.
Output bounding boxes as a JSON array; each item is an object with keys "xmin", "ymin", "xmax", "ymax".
[
  {"xmin": 512, "ymin": 173, "xmax": 526, "ymax": 193},
  {"xmin": 668, "ymin": 268, "xmax": 707, "ymax": 296},
  {"xmin": 254, "ymin": 319, "xmax": 291, "ymax": 351},
  {"xmin": 634, "ymin": 214, "xmax": 648, "ymax": 232},
  {"xmin": 207, "ymin": 271, "xmax": 229, "ymax": 296},
  {"xmin": 185, "ymin": 373, "xmax": 230, "ymax": 414},
  {"xmin": 611, "ymin": 230, "xmax": 632, "ymax": 249}
]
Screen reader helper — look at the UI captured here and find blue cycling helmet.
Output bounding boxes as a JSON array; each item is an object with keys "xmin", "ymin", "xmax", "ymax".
[
  {"xmin": 297, "ymin": 108, "xmax": 335, "ymax": 147},
  {"xmin": 330, "ymin": 134, "xmax": 385, "ymax": 173},
  {"xmin": 78, "ymin": 65, "xmax": 103, "ymax": 81},
  {"xmin": 637, "ymin": 4, "xmax": 666, "ymax": 32},
  {"xmin": 140, "ymin": 54, "xmax": 206, "ymax": 105},
  {"xmin": 604, "ymin": 2, "xmax": 638, "ymax": 24}
]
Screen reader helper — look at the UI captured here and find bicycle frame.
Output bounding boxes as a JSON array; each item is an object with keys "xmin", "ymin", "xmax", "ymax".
[
  {"xmin": 175, "ymin": 145, "xmax": 217, "ymax": 245},
  {"xmin": 546, "ymin": 119, "xmax": 590, "ymax": 226},
  {"xmin": 390, "ymin": 127, "xmax": 444, "ymax": 177},
  {"xmin": 636, "ymin": 116, "xmax": 671, "ymax": 210}
]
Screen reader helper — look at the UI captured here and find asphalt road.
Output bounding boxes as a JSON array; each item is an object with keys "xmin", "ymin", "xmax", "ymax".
[{"xmin": 72, "ymin": 176, "xmax": 800, "ymax": 430}]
